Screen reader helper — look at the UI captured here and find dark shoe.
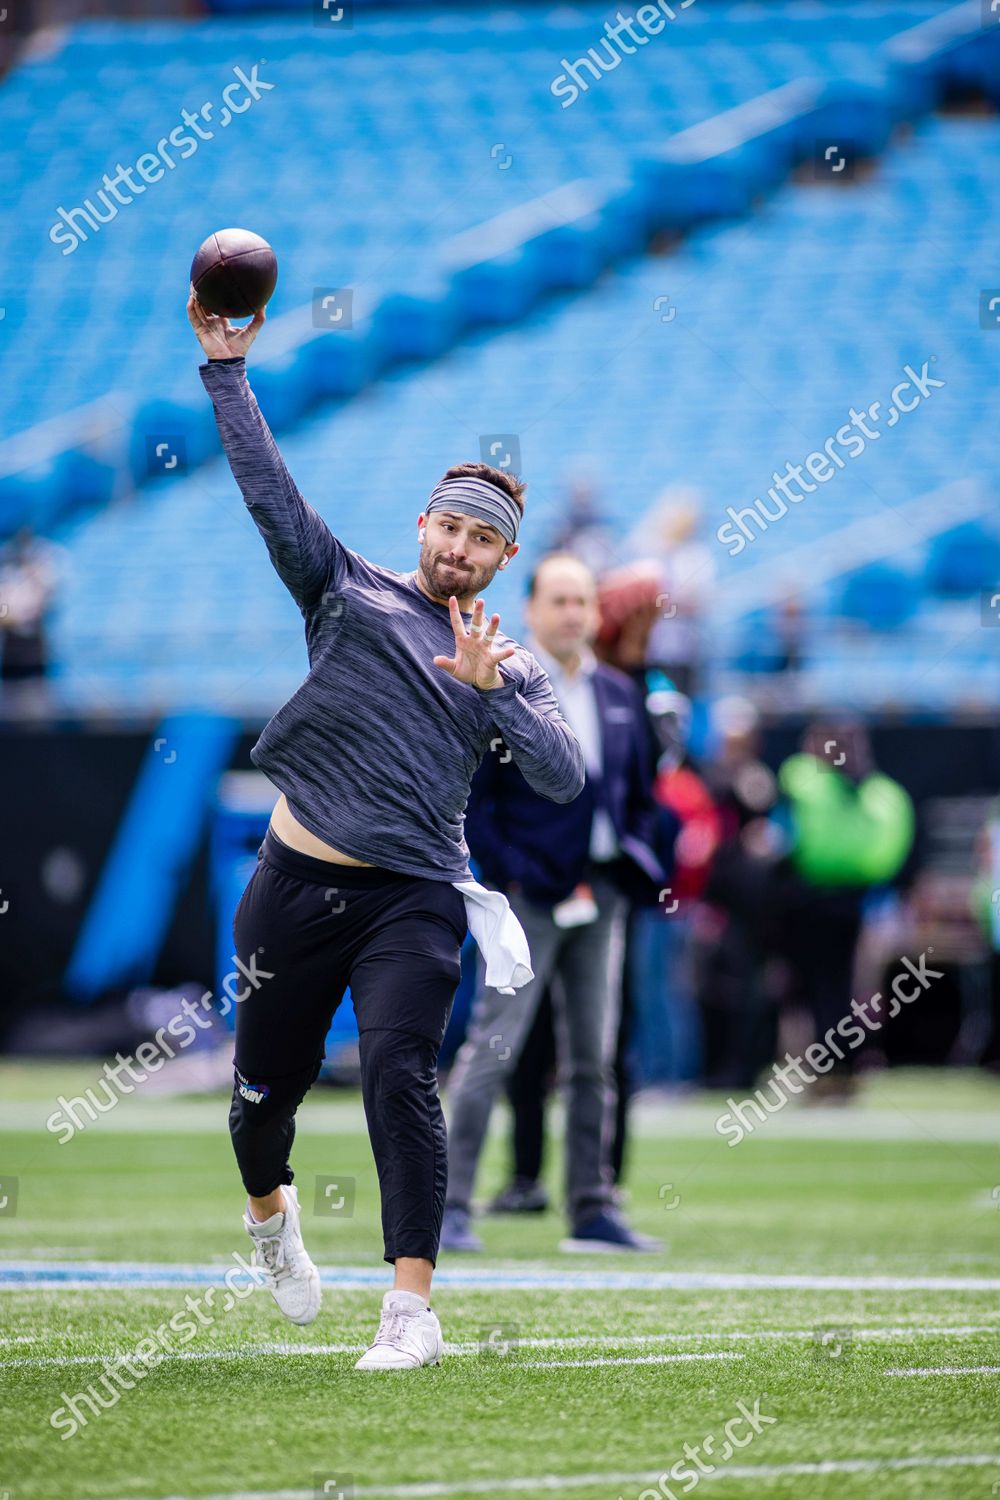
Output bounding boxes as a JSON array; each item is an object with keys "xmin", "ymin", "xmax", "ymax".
[
  {"xmin": 487, "ymin": 1178, "xmax": 550, "ymax": 1215},
  {"xmin": 559, "ymin": 1209, "xmax": 663, "ymax": 1254},
  {"xmin": 439, "ymin": 1205, "xmax": 483, "ymax": 1253}
]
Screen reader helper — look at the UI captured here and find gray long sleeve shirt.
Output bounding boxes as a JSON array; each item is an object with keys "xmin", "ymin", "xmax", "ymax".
[{"xmin": 199, "ymin": 356, "xmax": 586, "ymax": 883}]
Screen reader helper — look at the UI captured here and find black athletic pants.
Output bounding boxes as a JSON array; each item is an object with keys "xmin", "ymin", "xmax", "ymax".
[{"xmin": 229, "ymin": 828, "xmax": 468, "ymax": 1265}]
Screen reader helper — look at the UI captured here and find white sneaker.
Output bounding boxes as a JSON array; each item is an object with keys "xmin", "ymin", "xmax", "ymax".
[
  {"xmin": 243, "ymin": 1183, "xmax": 322, "ymax": 1326},
  {"xmin": 354, "ymin": 1290, "xmax": 443, "ymax": 1371}
]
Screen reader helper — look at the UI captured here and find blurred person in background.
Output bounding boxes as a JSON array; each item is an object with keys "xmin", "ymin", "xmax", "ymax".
[
  {"xmin": 771, "ymin": 716, "xmax": 915, "ymax": 1099},
  {"xmin": 696, "ymin": 697, "xmax": 781, "ymax": 1090},
  {"xmin": 484, "ymin": 983, "xmax": 559, "ymax": 1215},
  {"xmin": 594, "ymin": 559, "xmax": 663, "ymax": 679},
  {"xmin": 442, "ymin": 552, "xmax": 666, "ymax": 1253},
  {"xmin": 772, "ymin": 596, "xmax": 807, "ymax": 677},
  {"xmin": 970, "ymin": 800, "xmax": 1000, "ymax": 1072},
  {"xmin": 627, "ymin": 678, "xmax": 718, "ymax": 1096},
  {"xmin": 641, "ymin": 488, "xmax": 717, "ymax": 696},
  {"xmin": 0, "ymin": 526, "xmax": 60, "ymax": 719},
  {"xmin": 490, "ymin": 772, "xmax": 678, "ymax": 1209},
  {"xmin": 546, "ymin": 469, "xmax": 619, "ymax": 580}
]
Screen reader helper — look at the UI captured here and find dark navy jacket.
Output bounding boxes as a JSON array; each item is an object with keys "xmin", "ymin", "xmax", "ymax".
[{"xmin": 465, "ymin": 658, "xmax": 668, "ymax": 907}]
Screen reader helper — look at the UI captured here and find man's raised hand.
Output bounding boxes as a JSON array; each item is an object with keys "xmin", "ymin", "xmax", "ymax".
[
  {"xmin": 432, "ymin": 597, "xmax": 516, "ymax": 690},
  {"xmin": 187, "ymin": 285, "xmax": 265, "ymax": 361}
]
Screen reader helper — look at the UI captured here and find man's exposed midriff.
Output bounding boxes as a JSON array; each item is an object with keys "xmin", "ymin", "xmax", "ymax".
[{"xmin": 268, "ymin": 793, "xmax": 377, "ymax": 866}]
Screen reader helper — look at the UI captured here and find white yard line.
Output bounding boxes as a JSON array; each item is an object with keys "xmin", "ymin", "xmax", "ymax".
[
  {"xmin": 477, "ymin": 1324, "xmax": 1000, "ymax": 1347},
  {"xmin": 885, "ymin": 1365, "xmax": 1000, "ymax": 1376},
  {"xmin": 106, "ymin": 1454, "xmax": 1000, "ymax": 1500},
  {"xmin": 4, "ymin": 1325, "xmax": 997, "ymax": 1371},
  {"xmin": 1, "ymin": 1345, "xmax": 744, "ymax": 1372},
  {"xmin": 519, "ymin": 1351, "xmax": 742, "ymax": 1369}
]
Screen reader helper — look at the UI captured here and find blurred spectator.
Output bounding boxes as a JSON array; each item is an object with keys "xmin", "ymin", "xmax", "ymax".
[
  {"xmin": 971, "ymin": 800, "xmax": 1000, "ymax": 1071},
  {"xmin": 485, "ymin": 984, "xmax": 557, "ymax": 1215},
  {"xmin": 442, "ymin": 553, "xmax": 665, "ymax": 1252},
  {"xmin": 547, "ymin": 471, "xmax": 618, "ymax": 579},
  {"xmin": 771, "ymin": 716, "xmax": 915, "ymax": 1097},
  {"xmin": 642, "ymin": 488, "xmax": 717, "ymax": 695},
  {"xmin": 625, "ymin": 676, "xmax": 717, "ymax": 1090},
  {"xmin": 737, "ymin": 598, "xmax": 808, "ymax": 680},
  {"xmin": 773, "ymin": 596, "xmax": 807, "ymax": 676},
  {"xmin": 0, "ymin": 527, "xmax": 60, "ymax": 719},
  {"xmin": 594, "ymin": 559, "xmax": 663, "ymax": 675},
  {"xmin": 696, "ymin": 697, "xmax": 781, "ymax": 1090}
]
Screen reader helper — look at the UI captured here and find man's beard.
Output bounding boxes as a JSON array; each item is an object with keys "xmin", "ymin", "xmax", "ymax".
[{"xmin": 420, "ymin": 544, "xmax": 496, "ymax": 600}]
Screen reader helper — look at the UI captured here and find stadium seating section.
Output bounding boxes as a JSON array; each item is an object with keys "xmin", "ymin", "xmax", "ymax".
[{"xmin": 1, "ymin": 1, "xmax": 997, "ymax": 711}]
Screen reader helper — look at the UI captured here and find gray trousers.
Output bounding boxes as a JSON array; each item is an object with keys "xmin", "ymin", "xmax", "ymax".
[{"xmin": 445, "ymin": 869, "xmax": 627, "ymax": 1226}]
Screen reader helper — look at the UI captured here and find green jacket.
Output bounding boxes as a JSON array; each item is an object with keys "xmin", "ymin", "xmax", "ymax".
[{"xmin": 778, "ymin": 754, "xmax": 915, "ymax": 888}]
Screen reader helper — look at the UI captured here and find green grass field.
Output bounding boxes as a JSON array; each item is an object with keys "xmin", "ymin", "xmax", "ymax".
[{"xmin": 2, "ymin": 1062, "xmax": 999, "ymax": 1500}]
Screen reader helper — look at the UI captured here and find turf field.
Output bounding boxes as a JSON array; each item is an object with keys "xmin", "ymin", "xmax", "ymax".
[{"xmin": 1, "ymin": 1063, "xmax": 999, "ymax": 1500}]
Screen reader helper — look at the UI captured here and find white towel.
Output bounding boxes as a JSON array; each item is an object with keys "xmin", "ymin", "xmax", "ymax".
[{"xmin": 450, "ymin": 878, "xmax": 534, "ymax": 994}]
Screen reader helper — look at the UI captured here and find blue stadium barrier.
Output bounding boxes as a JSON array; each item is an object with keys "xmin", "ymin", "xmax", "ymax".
[
  {"xmin": 805, "ymin": 82, "xmax": 898, "ymax": 158},
  {"xmin": 733, "ymin": 609, "xmax": 789, "ymax": 675},
  {"xmin": 0, "ymin": 449, "xmax": 116, "ymax": 539},
  {"xmin": 64, "ymin": 714, "xmax": 240, "ymax": 1001},
  {"xmin": 839, "ymin": 564, "xmax": 919, "ymax": 631},
  {"xmin": 449, "ymin": 244, "xmax": 545, "ymax": 326},
  {"xmin": 532, "ymin": 214, "xmax": 605, "ymax": 291},
  {"xmin": 523, "ymin": 181, "xmax": 649, "ymax": 287},
  {"xmin": 598, "ymin": 178, "xmax": 664, "ymax": 251},
  {"xmin": 302, "ymin": 322, "xmax": 385, "ymax": 401},
  {"xmin": 636, "ymin": 82, "xmax": 818, "ymax": 222},
  {"xmin": 637, "ymin": 78, "xmax": 899, "ymax": 226},
  {"xmin": 129, "ymin": 399, "xmax": 220, "ymax": 488},
  {"xmin": 374, "ymin": 283, "xmax": 465, "ymax": 363},
  {"xmin": 885, "ymin": 2, "xmax": 1000, "ymax": 111},
  {"xmin": 925, "ymin": 523, "xmax": 1000, "ymax": 598},
  {"xmin": 248, "ymin": 345, "xmax": 317, "ymax": 433}
]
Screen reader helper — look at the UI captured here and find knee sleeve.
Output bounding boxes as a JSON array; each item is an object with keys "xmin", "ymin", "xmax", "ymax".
[
  {"xmin": 228, "ymin": 1057, "xmax": 322, "ymax": 1197},
  {"xmin": 229, "ymin": 1058, "xmax": 322, "ymax": 1129}
]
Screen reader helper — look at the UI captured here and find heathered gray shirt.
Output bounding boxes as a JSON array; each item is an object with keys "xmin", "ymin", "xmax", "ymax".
[{"xmin": 199, "ymin": 356, "xmax": 586, "ymax": 883}]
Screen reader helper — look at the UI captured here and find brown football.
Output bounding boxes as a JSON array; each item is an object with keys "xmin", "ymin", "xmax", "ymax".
[{"xmin": 190, "ymin": 228, "xmax": 277, "ymax": 318}]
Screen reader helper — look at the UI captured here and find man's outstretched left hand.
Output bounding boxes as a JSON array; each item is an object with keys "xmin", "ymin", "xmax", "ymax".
[{"xmin": 432, "ymin": 597, "xmax": 517, "ymax": 690}]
